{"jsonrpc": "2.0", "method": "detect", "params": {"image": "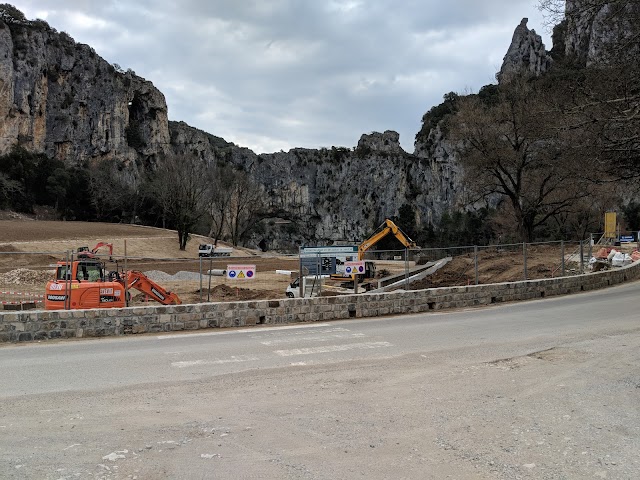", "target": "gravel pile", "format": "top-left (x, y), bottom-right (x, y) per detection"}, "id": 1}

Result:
top-left (0, 268), bottom-right (54, 285)
top-left (143, 270), bottom-right (200, 282)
